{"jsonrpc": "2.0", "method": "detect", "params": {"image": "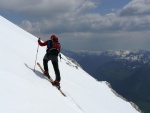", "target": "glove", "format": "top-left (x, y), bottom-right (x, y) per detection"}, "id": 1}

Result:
top-left (38, 38), bottom-right (40, 43)
top-left (59, 54), bottom-right (62, 59)
top-left (37, 38), bottom-right (41, 44)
